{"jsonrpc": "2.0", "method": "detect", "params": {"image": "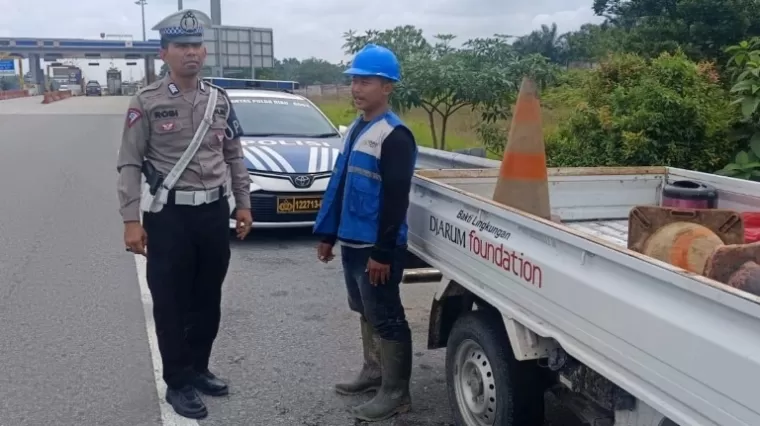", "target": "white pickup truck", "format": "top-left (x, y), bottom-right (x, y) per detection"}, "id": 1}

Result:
top-left (403, 166), bottom-right (760, 426)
